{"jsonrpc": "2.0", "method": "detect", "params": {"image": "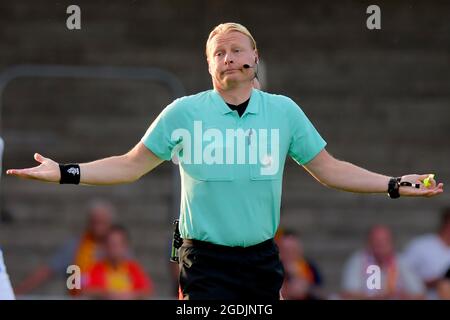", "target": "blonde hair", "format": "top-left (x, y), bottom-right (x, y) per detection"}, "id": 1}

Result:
top-left (206, 22), bottom-right (257, 59)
